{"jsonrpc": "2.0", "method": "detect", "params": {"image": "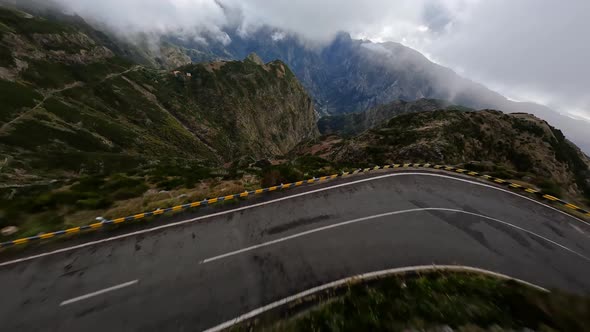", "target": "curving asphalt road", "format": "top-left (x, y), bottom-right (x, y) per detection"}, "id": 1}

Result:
top-left (1, 170), bottom-right (590, 331)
